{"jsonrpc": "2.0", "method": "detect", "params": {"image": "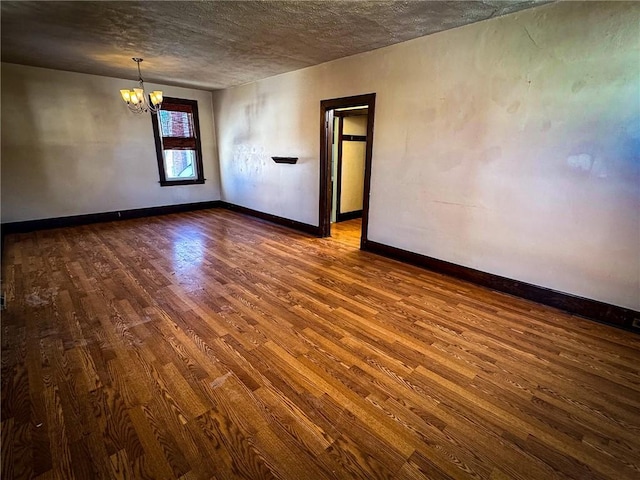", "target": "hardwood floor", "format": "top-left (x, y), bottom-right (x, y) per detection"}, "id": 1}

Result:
top-left (2, 208), bottom-right (639, 479)
top-left (331, 218), bottom-right (362, 248)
